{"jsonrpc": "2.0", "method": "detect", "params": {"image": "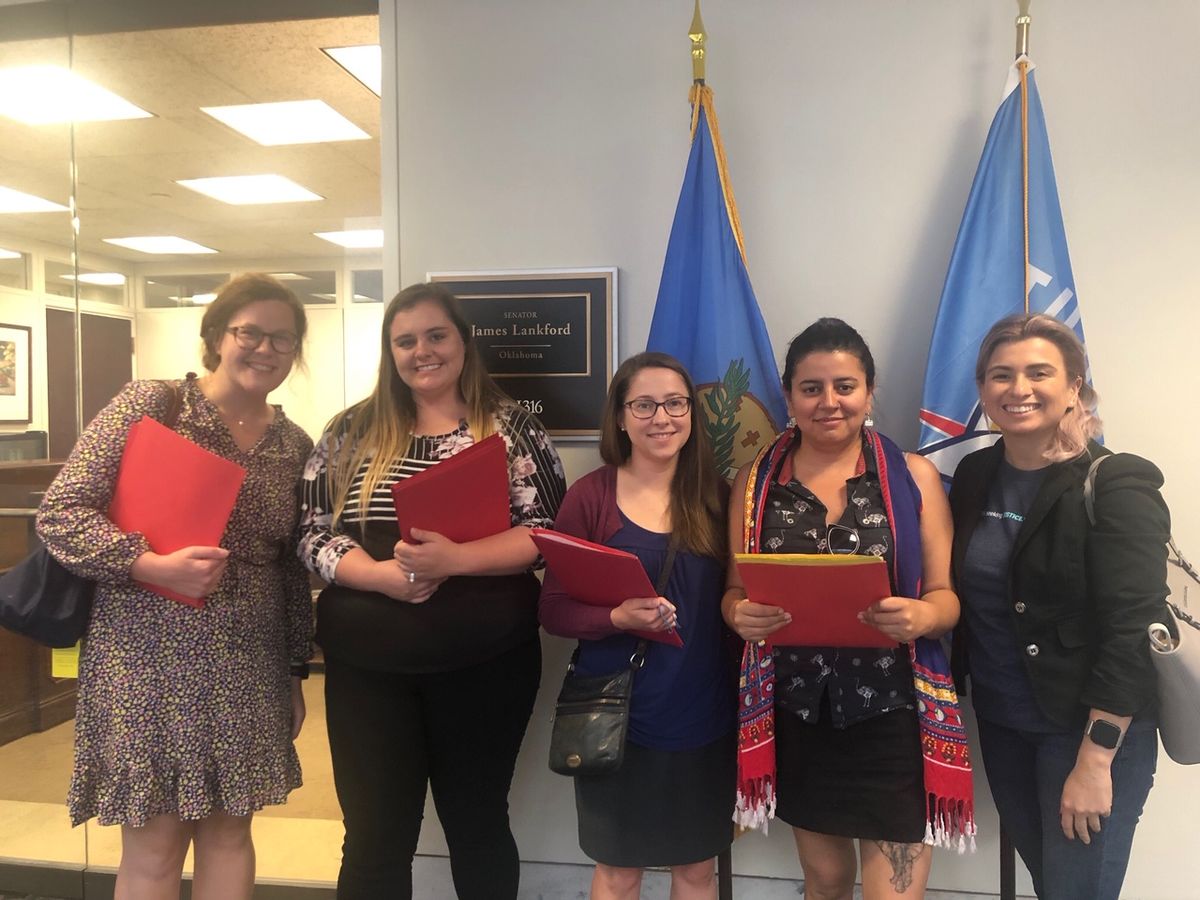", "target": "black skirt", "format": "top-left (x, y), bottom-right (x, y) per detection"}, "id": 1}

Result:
top-left (774, 695), bottom-right (927, 843)
top-left (575, 731), bottom-right (736, 868)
